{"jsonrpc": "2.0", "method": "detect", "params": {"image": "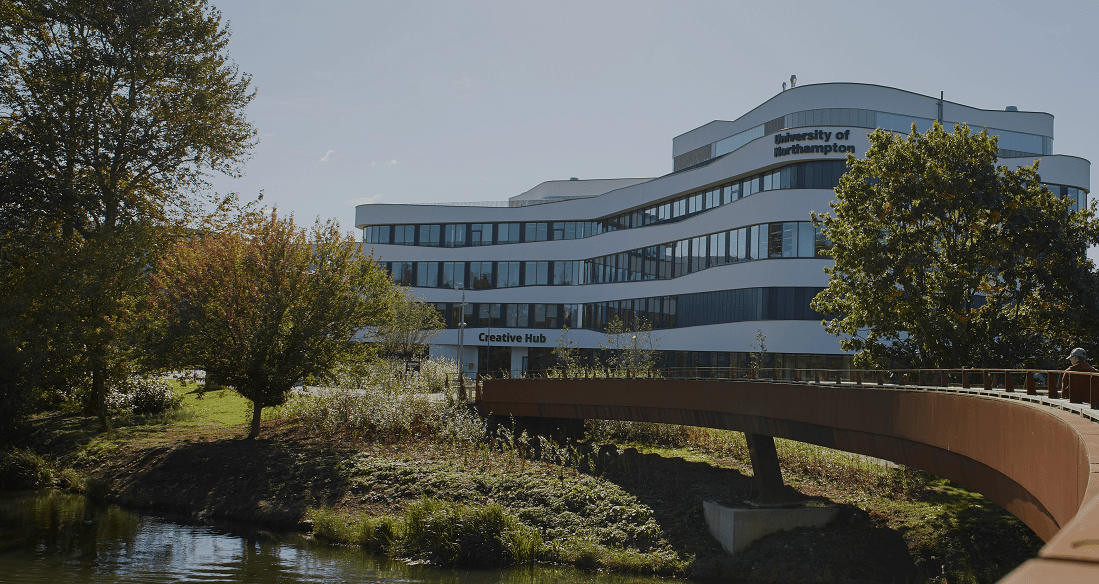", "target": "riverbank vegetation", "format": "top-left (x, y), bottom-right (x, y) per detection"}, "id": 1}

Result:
top-left (4, 356), bottom-right (1042, 583)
